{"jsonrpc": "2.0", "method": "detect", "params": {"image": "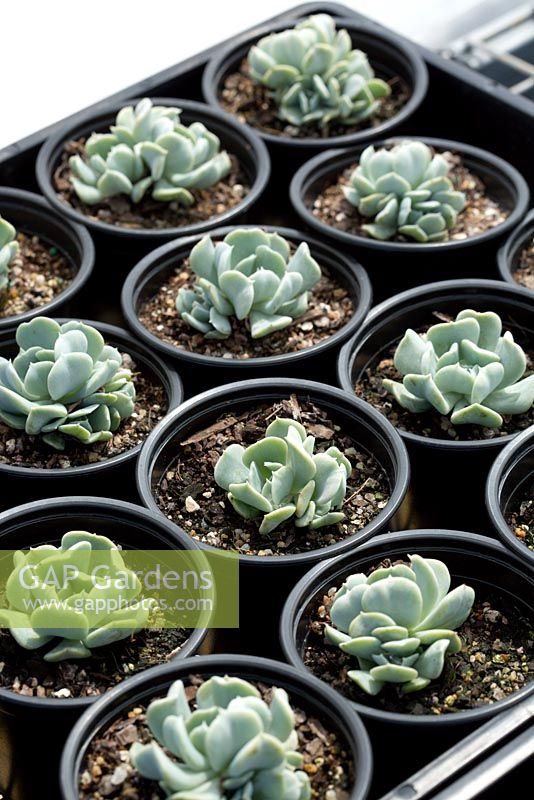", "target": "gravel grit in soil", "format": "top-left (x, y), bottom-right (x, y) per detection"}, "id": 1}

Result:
top-left (0, 354), bottom-right (167, 469)
top-left (303, 561), bottom-right (534, 715)
top-left (137, 260), bottom-right (355, 359)
top-left (505, 488), bottom-right (534, 552)
top-left (513, 237), bottom-right (534, 291)
top-left (53, 139), bottom-right (250, 230)
top-left (311, 151), bottom-right (509, 242)
top-left (79, 675), bottom-right (354, 800)
top-left (220, 58), bottom-right (410, 140)
top-left (155, 395), bottom-right (390, 557)
top-left (0, 231), bottom-right (74, 319)
top-left (0, 625), bottom-right (188, 699)
top-left (354, 312), bottom-right (534, 442)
